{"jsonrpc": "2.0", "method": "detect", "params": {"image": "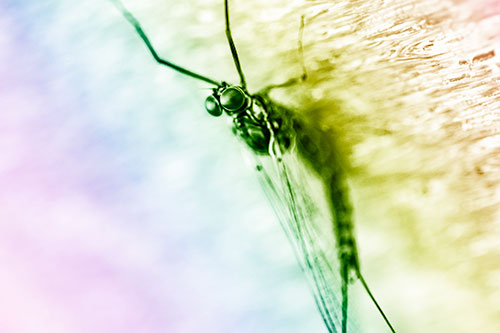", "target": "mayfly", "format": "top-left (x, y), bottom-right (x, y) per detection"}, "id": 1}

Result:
top-left (110, 0), bottom-right (397, 332)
